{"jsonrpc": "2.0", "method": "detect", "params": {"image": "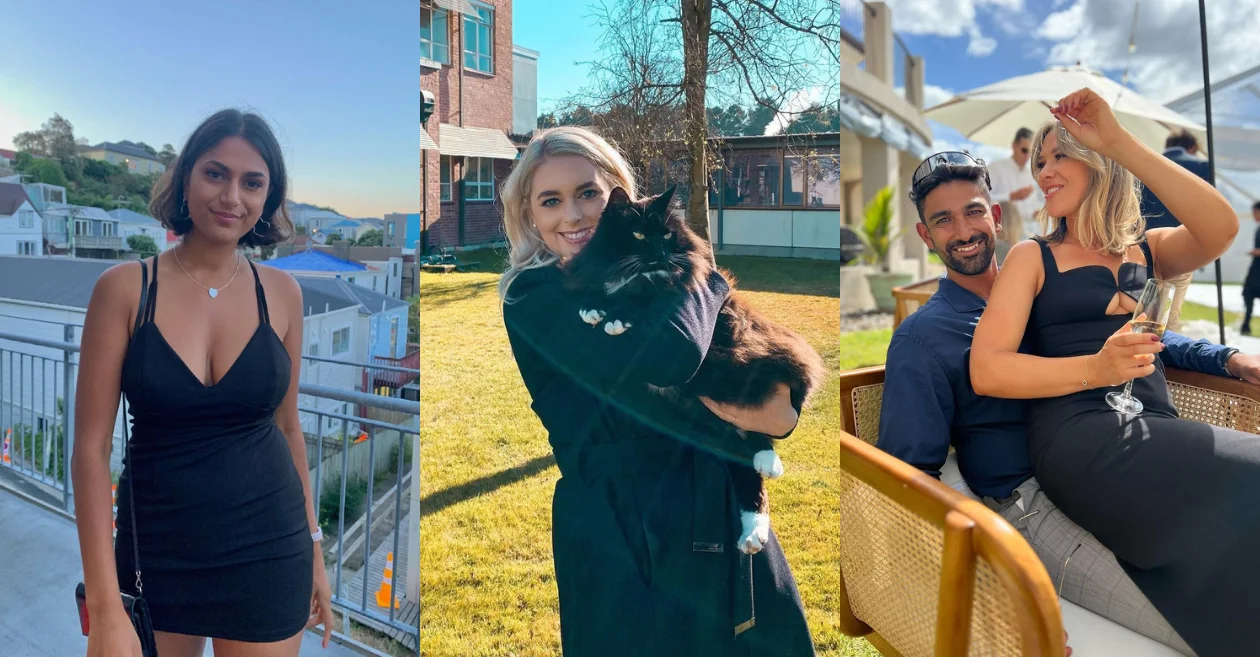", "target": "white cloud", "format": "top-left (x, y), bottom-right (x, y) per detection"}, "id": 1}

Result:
top-left (1034, 0), bottom-right (1260, 103)
top-left (880, 0), bottom-right (1026, 58)
top-left (765, 87), bottom-right (827, 136)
